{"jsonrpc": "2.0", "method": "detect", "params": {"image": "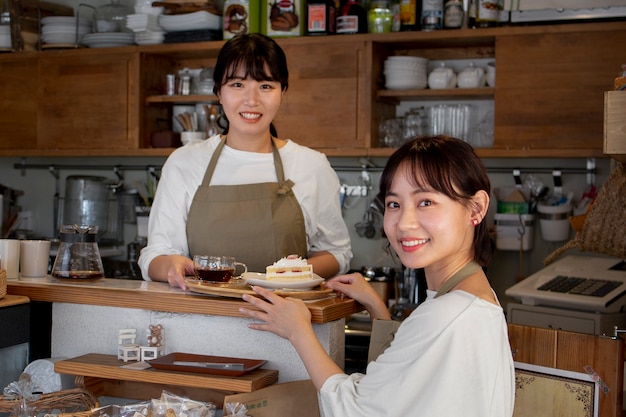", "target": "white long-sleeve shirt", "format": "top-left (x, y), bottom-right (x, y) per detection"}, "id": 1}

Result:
top-left (138, 136), bottom-right (352, 279)
top-left (318, 290), bottom-right (515, 417)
